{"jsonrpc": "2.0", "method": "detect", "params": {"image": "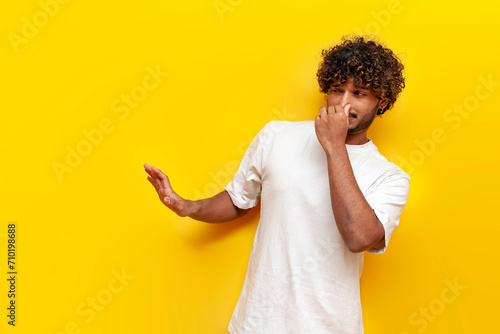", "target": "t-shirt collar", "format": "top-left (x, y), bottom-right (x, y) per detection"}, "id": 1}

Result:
top-left (345, 138), bottom-right (377, 151)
